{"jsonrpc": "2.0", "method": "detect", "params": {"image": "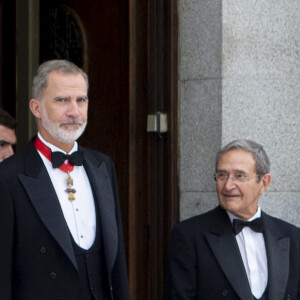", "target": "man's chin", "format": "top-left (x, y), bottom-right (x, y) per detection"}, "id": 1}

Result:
top-left (53, 130), bottom-right (84, 144)
top-left (42, 121), bottom-right (87, 144)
